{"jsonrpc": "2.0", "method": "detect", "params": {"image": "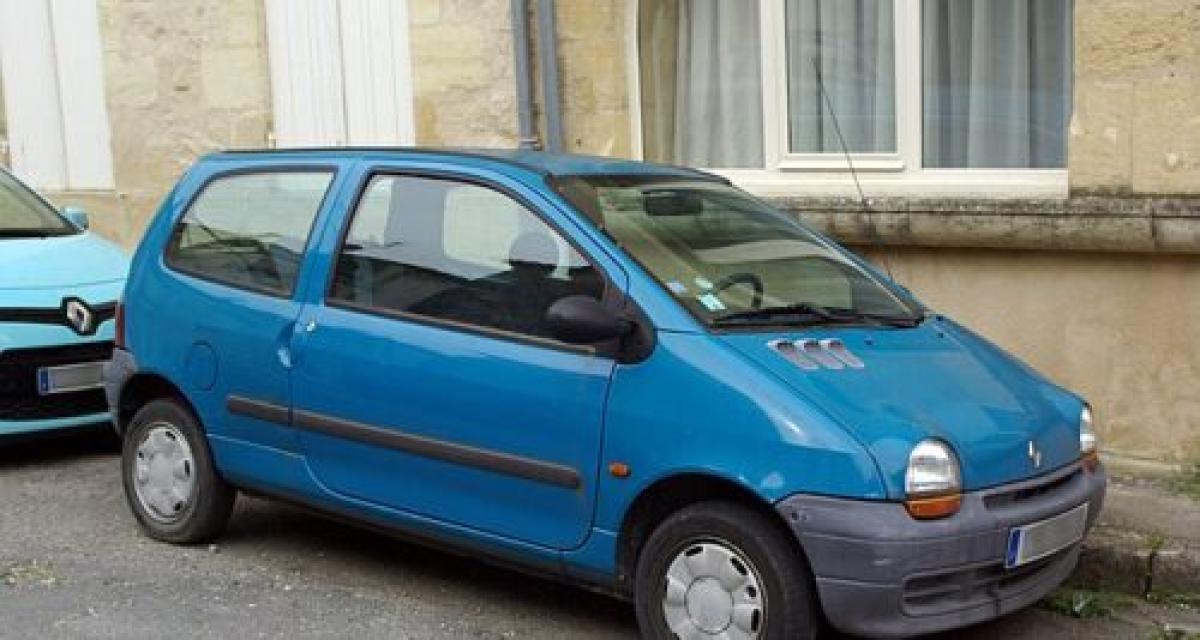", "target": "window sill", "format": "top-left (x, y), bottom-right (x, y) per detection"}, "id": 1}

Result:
top-left (760, 193), bottom-right (1200, 255)
top-left (713, 169), bottom-right (1069, 200)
